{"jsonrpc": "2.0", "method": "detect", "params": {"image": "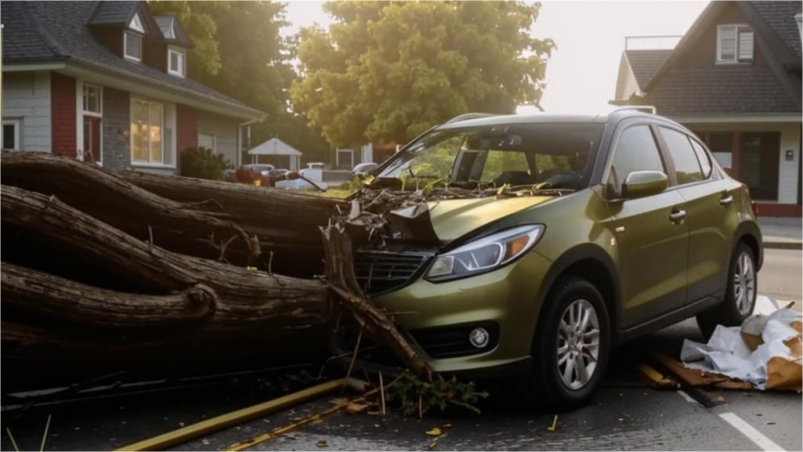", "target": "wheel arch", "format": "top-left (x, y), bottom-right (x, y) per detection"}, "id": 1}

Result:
top-left (732, 220), bottom-right (763, 271)
top-left (534, 244), bottom-right (622, 342)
